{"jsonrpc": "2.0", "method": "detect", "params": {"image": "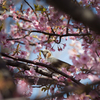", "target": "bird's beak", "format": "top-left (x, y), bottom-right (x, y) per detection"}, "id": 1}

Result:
top-left (40, 50), bottom-right (43, 53)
